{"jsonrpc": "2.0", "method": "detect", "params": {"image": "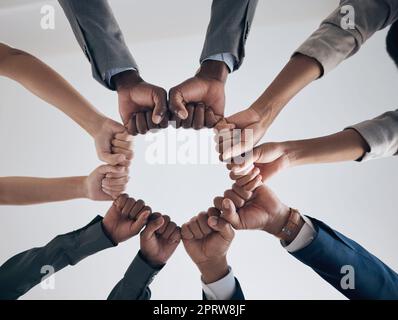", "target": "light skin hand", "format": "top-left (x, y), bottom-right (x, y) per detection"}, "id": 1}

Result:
top-left (140, 214), bottom-right (181, 266)
top-left (102, 194), bottom-right (152, 244)
top-left (215, 54), bottom-right (322, 160)
top-left (86, 165), bottom-right (129, 201)
top-left (182, 209), bottom-right (234, 284)
top-left (169, 60), bottom-right (228, 129)
top-left (113, 70), bottom-right (169, 135)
